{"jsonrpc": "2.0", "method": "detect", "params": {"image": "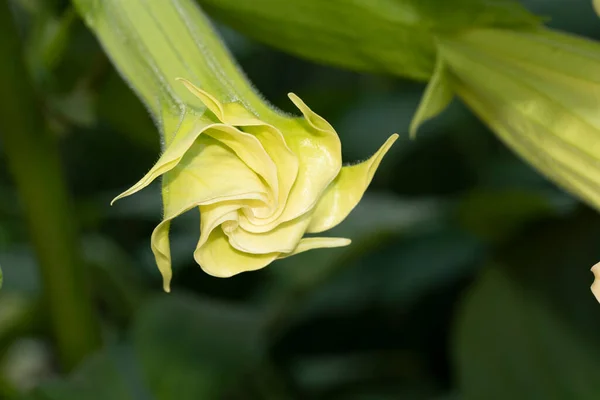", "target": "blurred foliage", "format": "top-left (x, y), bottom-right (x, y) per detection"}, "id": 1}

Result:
top-left (0, 0), bottom-right (599, 399)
